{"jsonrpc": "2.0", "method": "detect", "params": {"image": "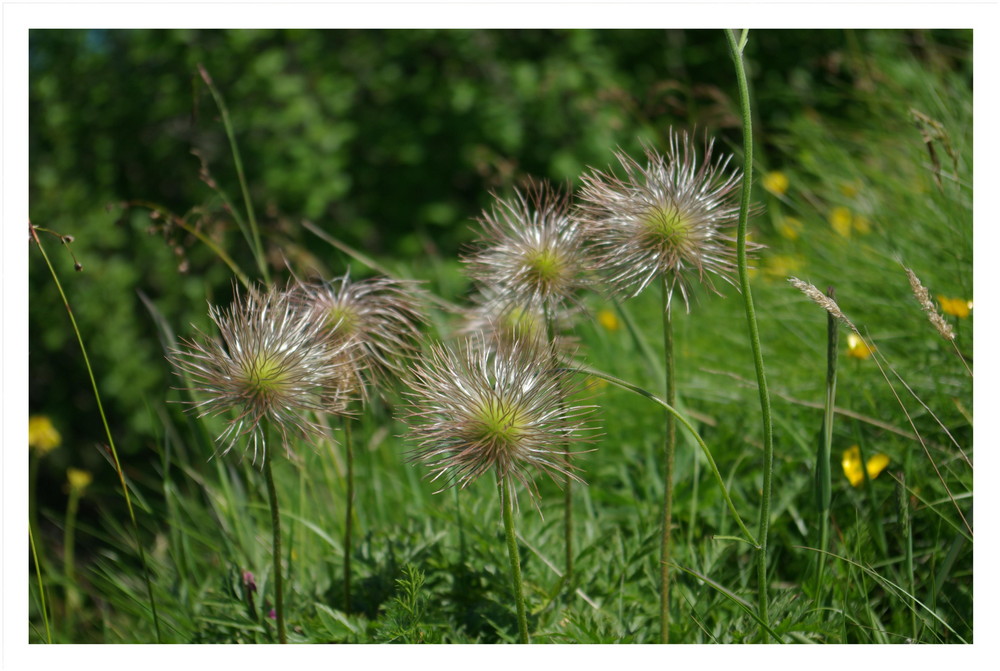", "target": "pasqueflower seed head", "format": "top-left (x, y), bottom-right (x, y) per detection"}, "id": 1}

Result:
top-left (298, 272), bottom-right (425, 392)
top-left (169, 283), bottom-right (359, 464)
top-left (578, 130), bottom-right (753, 308)
top-left (458, 288), bottom-right (575, 353)
top-left (463, 179), bottom-right (593, 313)
top-left (403, 334), bottom-right (596, 502)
